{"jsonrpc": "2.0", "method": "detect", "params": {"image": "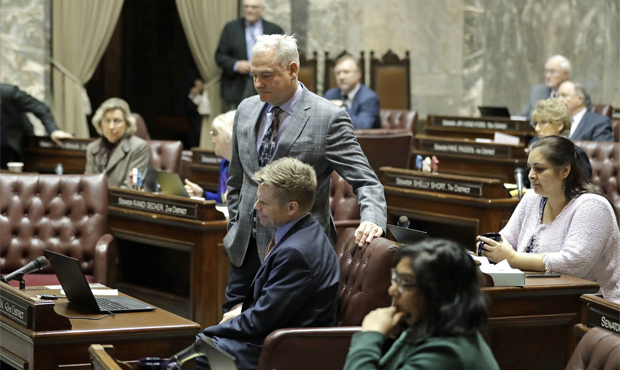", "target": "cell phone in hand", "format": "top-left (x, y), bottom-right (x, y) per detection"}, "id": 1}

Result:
top-left (525, 272), bottom-right (561, 278)
top-left (477, 232), bottom-right (501, 256)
